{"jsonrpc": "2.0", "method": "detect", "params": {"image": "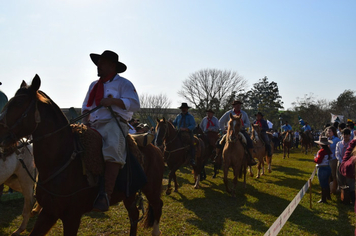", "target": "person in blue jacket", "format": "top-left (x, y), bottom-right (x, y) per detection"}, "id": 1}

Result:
top-left (173, 103), bottom-right (196, 166)
top-left (254, 112), bottom-right (272, 157)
